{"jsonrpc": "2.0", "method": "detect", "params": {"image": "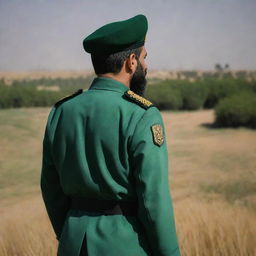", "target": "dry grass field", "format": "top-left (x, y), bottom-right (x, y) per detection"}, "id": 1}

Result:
top-left (0, 108), bottom-right (256, 255)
